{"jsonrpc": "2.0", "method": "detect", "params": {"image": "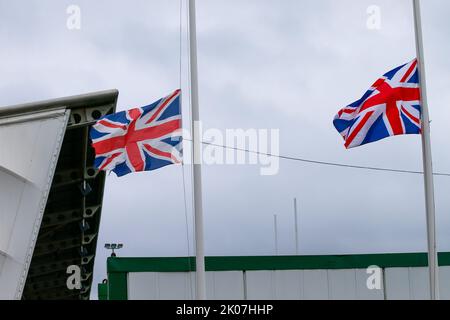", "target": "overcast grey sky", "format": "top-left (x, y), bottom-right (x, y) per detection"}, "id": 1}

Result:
top-left (1, 0), bottom-right (450, 299)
